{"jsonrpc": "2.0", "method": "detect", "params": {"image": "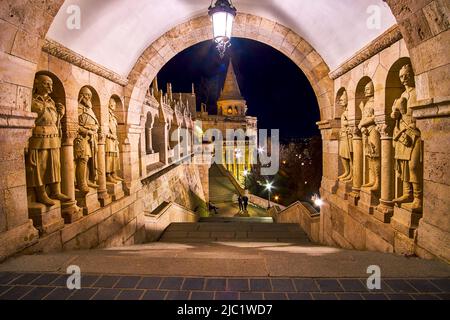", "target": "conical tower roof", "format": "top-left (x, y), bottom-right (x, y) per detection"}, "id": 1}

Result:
top-left (218, 60), bottom-right (244, 101)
